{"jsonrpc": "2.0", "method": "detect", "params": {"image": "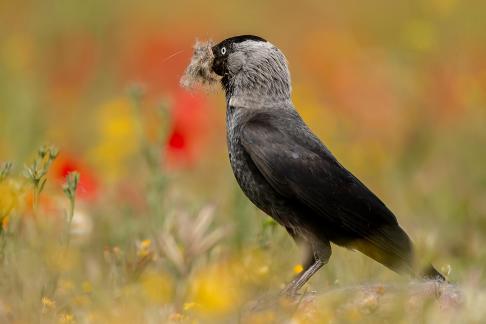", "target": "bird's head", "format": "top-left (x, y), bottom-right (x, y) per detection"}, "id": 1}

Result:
top-left (211, 35), bottom-right (291, 99)
top-left (181, 35), bottom-right (291, 103)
